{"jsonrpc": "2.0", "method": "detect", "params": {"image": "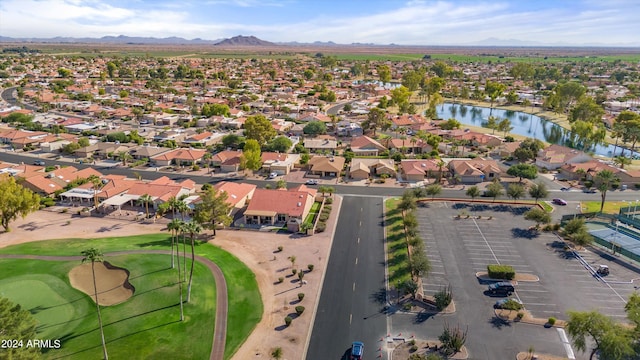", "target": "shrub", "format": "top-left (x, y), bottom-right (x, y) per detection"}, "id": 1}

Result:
top-left (409, 339), bottom-right (416, 346)
top-left (517, 312), bottom-right (524, 320)
top-left (307, 264), bottom-right (314, 272)
top-left (277, 245), bottom-right (283, 252)
top-left (635, 183), bottom-right (640, 189)
top-left (325, 197), bottom-right (333, 204)
top-left (434, 285), bottom-right (453, 311)
top-left (278, 277), bottom-right (284, 283)
top-left (295, 306), bottom-right (305, 315)
top-left (319, 213), bottom-right (329, 222)
top-left (192, 164), bottom-right (200, 171)
top-left (410, 345), bottom-right (418, 352)
top-left (323, 205), bottom-right (332, 211)
top-left (502, 299), bottom-right (524, 311)
top-left (297, 293), bottom-right (305, 301)
top-left (291, 268), bottom-right (297, 275)
top-left (316, 222), bottom-right (326, 232)
top-left (548, 317), bottom-right (556, 326)
top-left (487, 264), bottom-right (515, 280)
top-left (284, 316), bottom-right (292, 326)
